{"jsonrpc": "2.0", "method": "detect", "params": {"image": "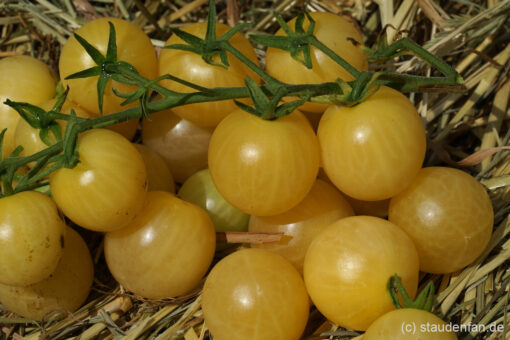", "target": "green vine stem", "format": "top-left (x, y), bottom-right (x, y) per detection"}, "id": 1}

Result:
top-left (0, 0), bottom-right (465, 197)
top-left (388, 274), bottom-right (436, 311)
